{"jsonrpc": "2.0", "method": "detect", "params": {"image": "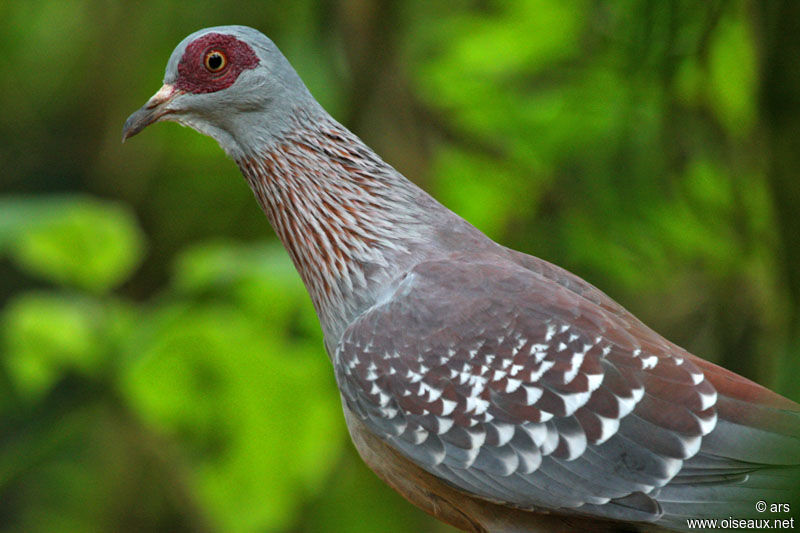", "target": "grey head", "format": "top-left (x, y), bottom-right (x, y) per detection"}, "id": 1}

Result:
top-left (122, 26), bottom-right (323, 159)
